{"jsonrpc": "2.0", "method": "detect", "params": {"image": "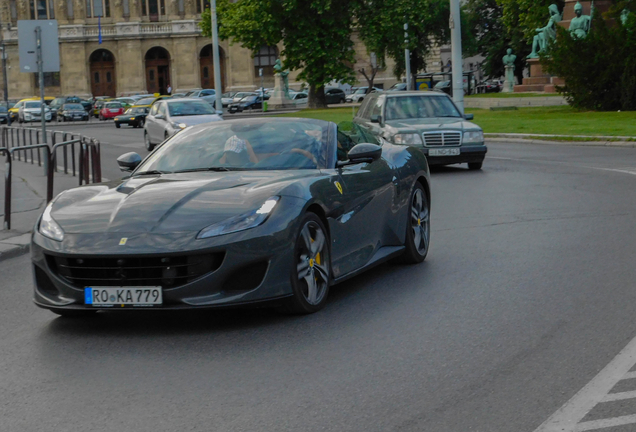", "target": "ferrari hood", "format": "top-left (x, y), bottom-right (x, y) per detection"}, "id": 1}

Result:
top-left (50, 171), bottom-right (318, 234)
